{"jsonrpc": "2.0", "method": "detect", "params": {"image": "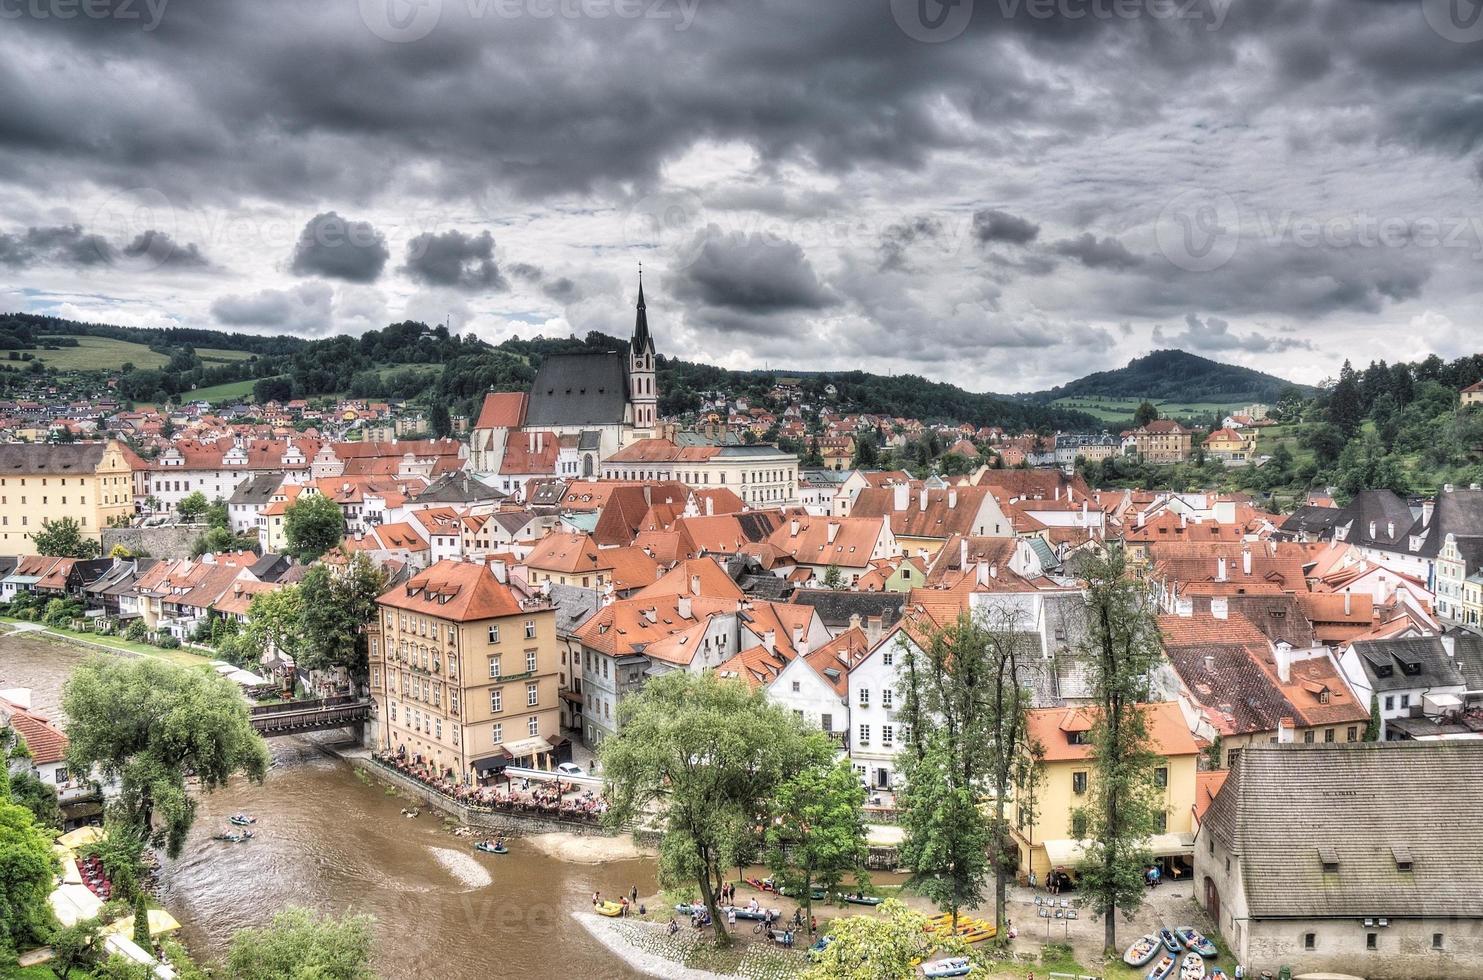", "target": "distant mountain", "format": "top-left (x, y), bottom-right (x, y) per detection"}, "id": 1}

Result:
top-left (1021, 350), bottom-right (1316, 405)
